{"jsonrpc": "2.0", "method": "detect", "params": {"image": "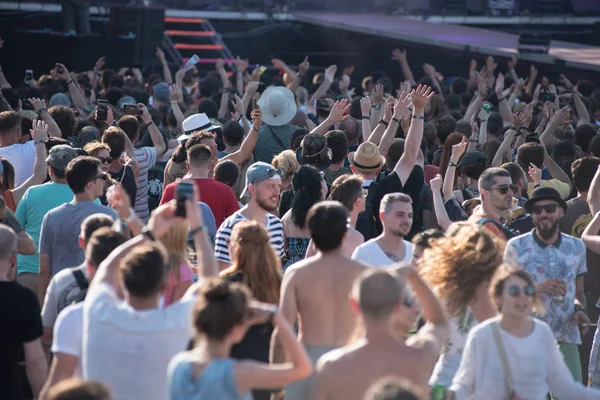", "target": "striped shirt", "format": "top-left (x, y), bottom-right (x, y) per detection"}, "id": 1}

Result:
top-left (133, 147), bottom-right (157, 222)
top-left (214, 210), bottom-right (284, 264)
